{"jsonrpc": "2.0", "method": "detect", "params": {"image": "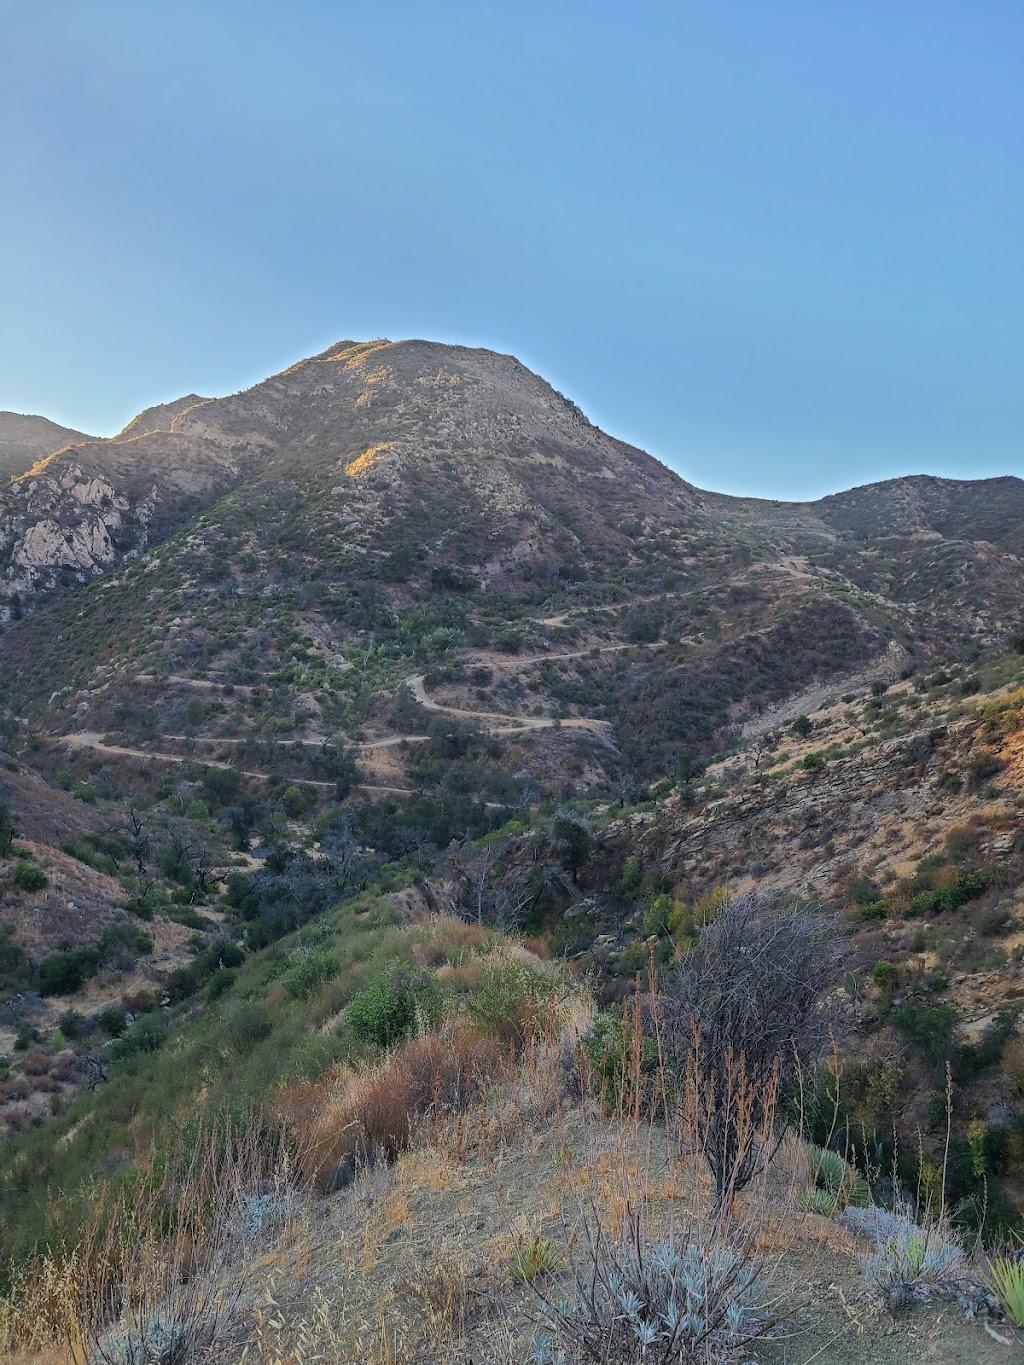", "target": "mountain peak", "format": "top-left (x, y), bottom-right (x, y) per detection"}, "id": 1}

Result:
top-left (0, 411), bottom-right (95, 479)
